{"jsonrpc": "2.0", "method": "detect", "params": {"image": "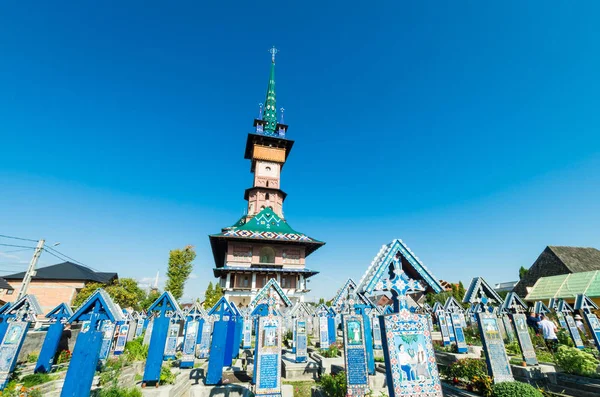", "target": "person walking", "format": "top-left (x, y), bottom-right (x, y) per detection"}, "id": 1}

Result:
top-left (538, 314), bottom-right (558, 352)
top-left (574, 314), bottom-right (587, 336)
top-left (54, 323), bottom-right (72, 364)
top-left (526, 311), bottom-right (541, 335)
